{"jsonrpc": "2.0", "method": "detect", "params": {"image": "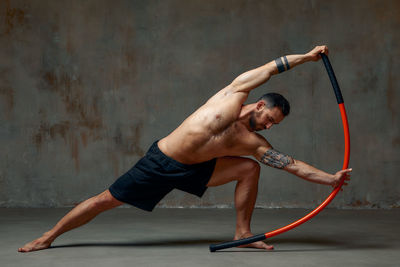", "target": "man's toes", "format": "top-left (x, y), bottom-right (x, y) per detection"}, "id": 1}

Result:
top-left (18, 242), bottom-right (38, 253)
top-left (18, 247), bottom-right (28, 253)
top-left (265, 244), bottom-right (274, 250)
top-left (259, 242), bottom-right (273, 250)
